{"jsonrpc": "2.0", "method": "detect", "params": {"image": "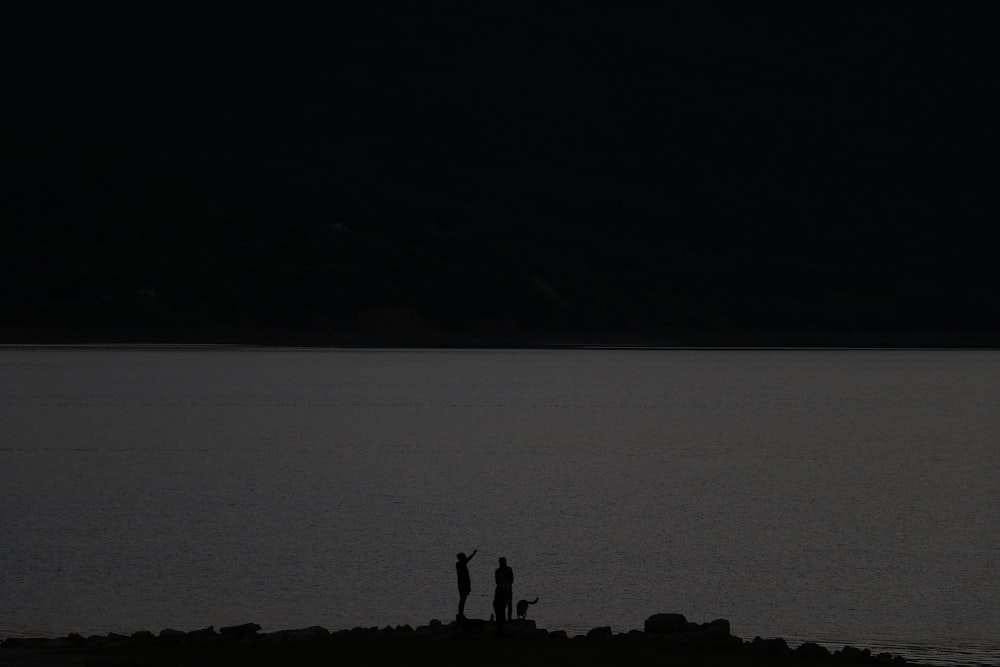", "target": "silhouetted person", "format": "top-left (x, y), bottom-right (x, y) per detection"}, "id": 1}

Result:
top-left (494, 557), bottom-right (514, 623)
top-left (455, 549), bottom-right (477, 618)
